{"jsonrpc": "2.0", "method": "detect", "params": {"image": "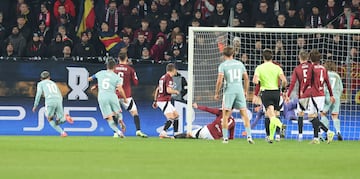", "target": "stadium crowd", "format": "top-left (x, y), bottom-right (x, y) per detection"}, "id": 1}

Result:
top-left (0, 0), bottom-right (360, 63)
